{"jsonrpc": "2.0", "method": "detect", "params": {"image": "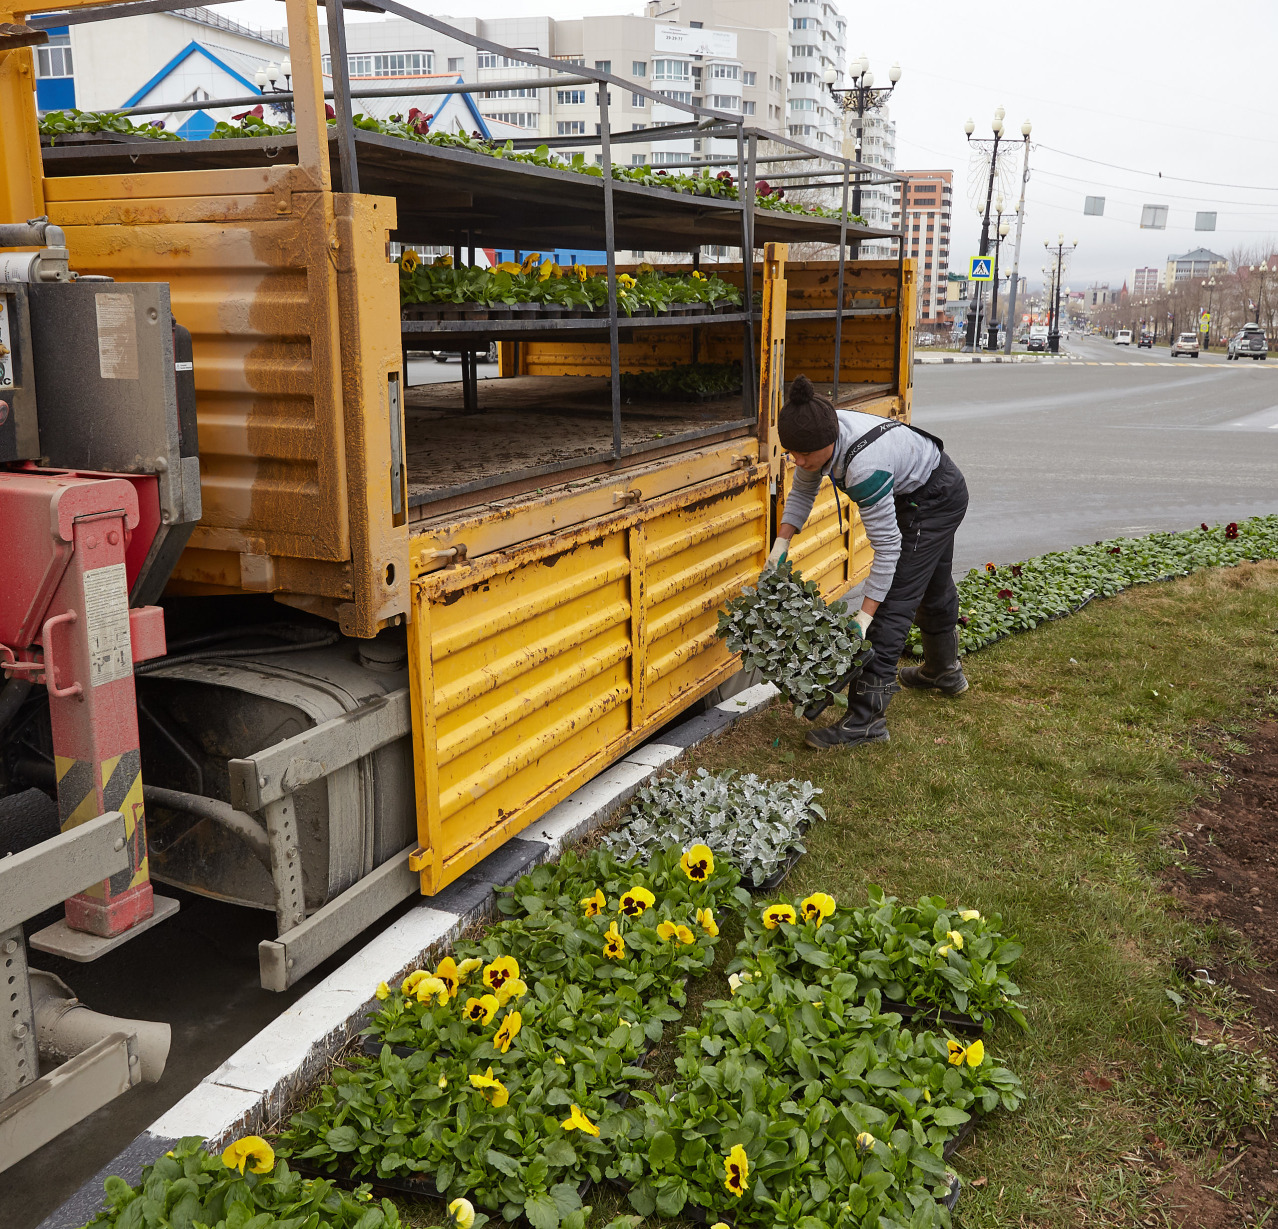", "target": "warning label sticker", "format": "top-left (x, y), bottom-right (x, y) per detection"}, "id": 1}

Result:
top-left (95, 293), bottom-right (139, 381)
top-left (83, 563), bottom-right (133, 687)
